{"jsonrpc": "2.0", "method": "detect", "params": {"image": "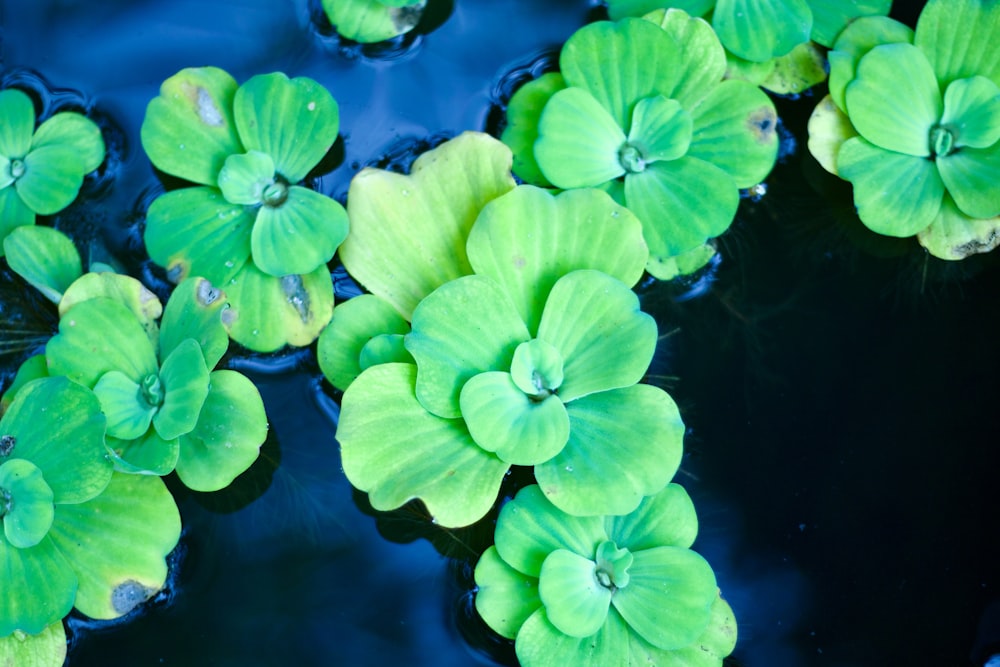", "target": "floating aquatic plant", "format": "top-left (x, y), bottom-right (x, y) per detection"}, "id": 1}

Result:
top-left (141, 67), bottom-right (346, 351)
top-left (501, 12), bottom-right (778, 279)
top-left (474, 483), bottom-right (736, 666)
top-left (0, 88), bottom-right (105, 252)
top-left (807, 0), bottom-right (1000, 259)
top-left (0, 377), bottom-right (181, 664)
top-left (322, 0), bottom-right (427, 43)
